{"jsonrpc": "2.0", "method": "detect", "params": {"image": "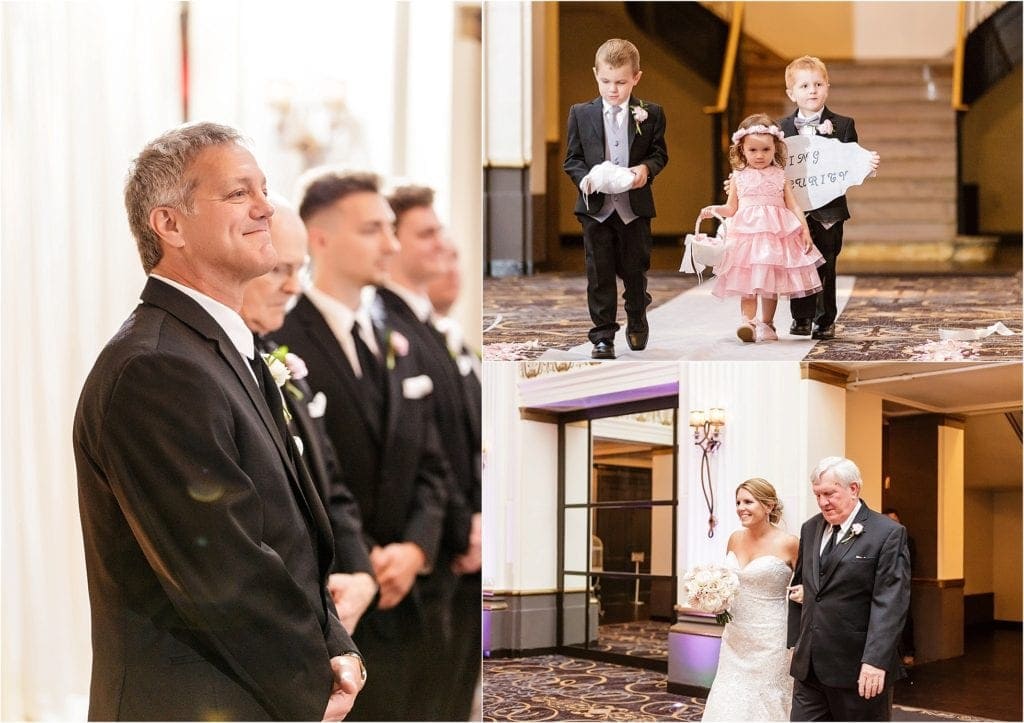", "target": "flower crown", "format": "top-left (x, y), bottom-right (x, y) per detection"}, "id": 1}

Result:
top-left (731, 124), bottom-right (785, 144)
